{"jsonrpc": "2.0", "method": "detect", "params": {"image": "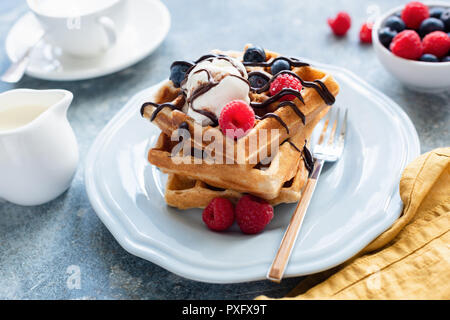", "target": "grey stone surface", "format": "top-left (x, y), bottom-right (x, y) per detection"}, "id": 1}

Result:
top-left (0, 0), bottom-right (448, 300)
